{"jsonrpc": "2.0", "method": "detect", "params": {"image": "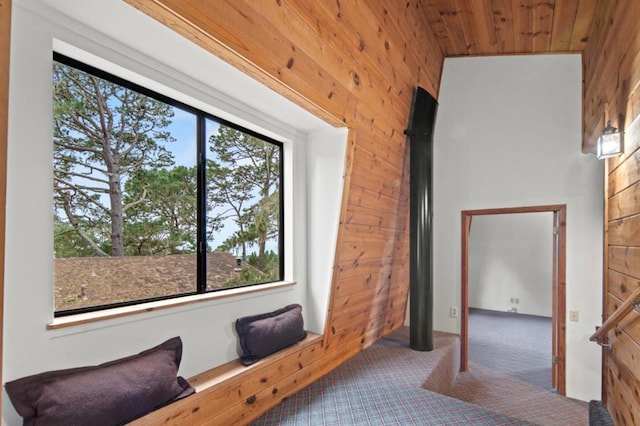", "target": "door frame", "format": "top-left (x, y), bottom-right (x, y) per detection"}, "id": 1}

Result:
top-left (460, 204), bottom-right (566, 395)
